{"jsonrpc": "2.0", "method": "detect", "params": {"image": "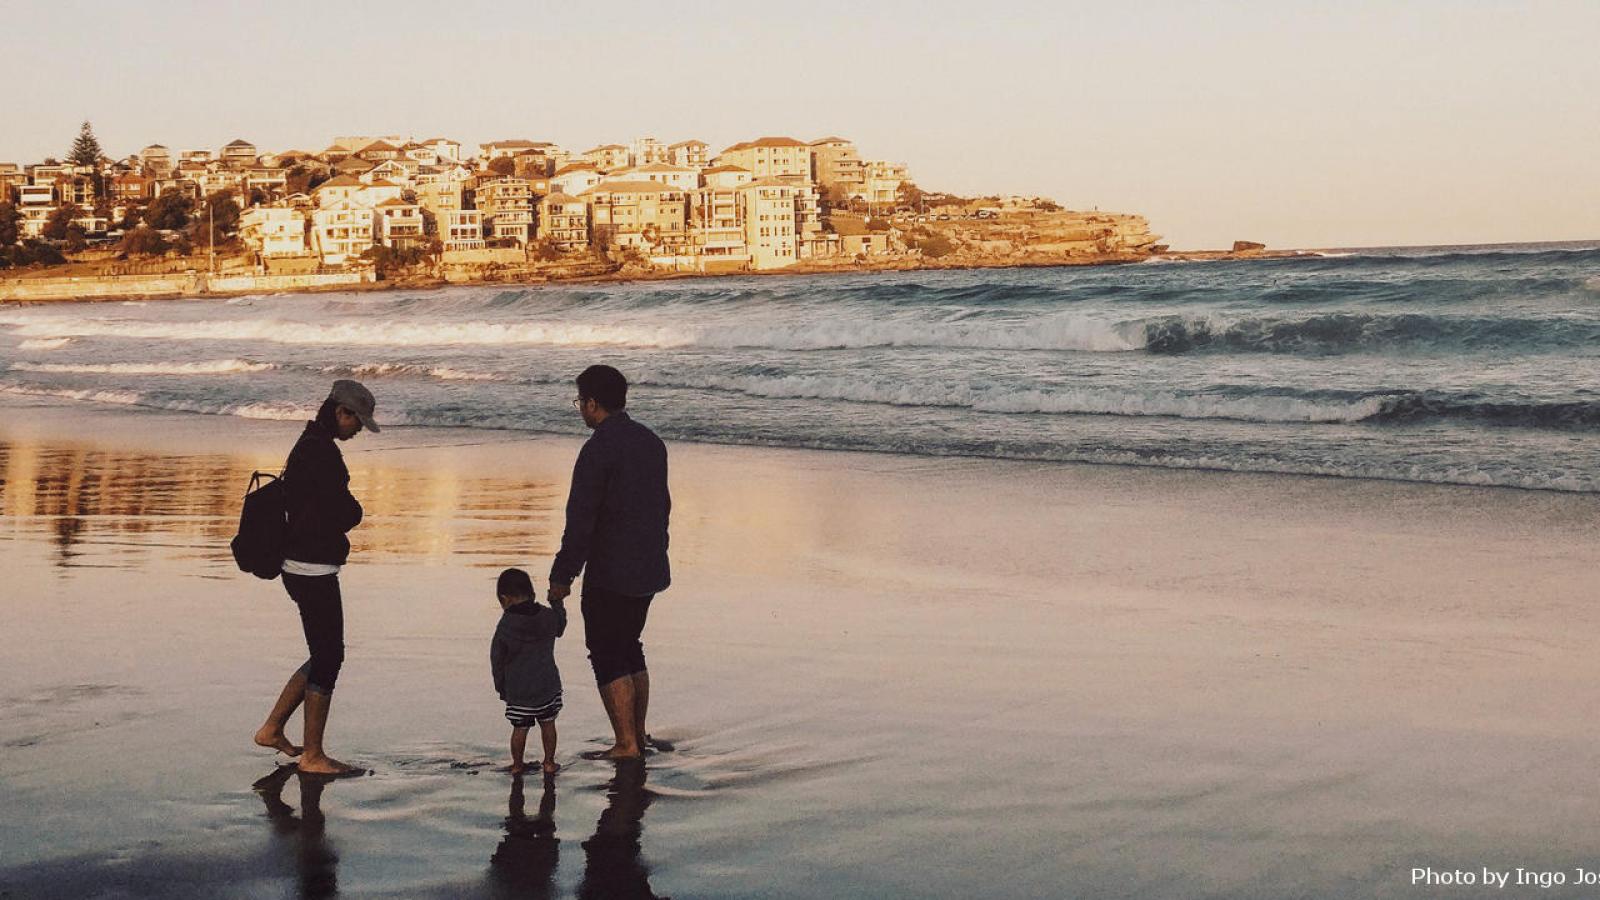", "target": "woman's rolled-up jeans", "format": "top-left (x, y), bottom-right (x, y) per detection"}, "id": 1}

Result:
top-left (282, 572), bottom-right (345, 695)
